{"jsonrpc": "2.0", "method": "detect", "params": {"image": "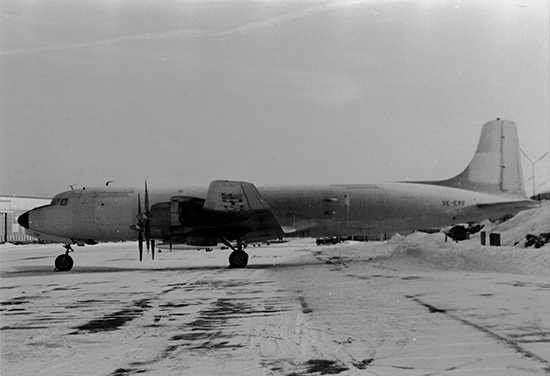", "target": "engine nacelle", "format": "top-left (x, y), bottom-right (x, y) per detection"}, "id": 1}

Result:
top-left (150, 202), bottom-right (172, 232)
top-left (150, 196), bottom-right (210, 239)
